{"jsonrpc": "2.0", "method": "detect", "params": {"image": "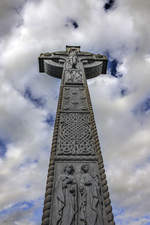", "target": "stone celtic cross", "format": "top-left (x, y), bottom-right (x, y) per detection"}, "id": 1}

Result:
top-left (38, 46), bottom-right (115, 225)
